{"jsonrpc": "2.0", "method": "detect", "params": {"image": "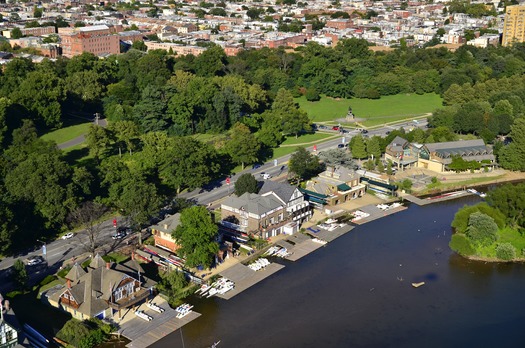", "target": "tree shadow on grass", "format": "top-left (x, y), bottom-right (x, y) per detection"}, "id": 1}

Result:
top-left (63, 147), bottom-right (90, 165)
